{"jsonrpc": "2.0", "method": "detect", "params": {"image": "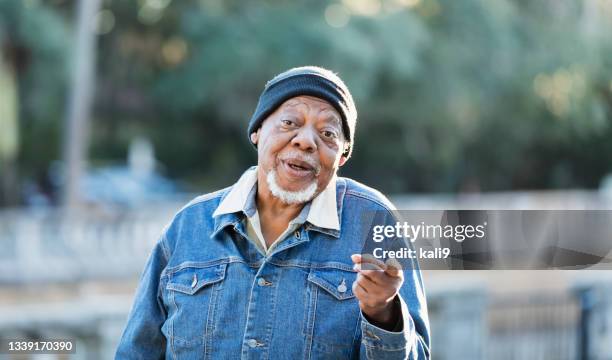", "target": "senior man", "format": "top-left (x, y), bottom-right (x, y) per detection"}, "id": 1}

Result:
top-left (116, 66), bottom-right (430, 359)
